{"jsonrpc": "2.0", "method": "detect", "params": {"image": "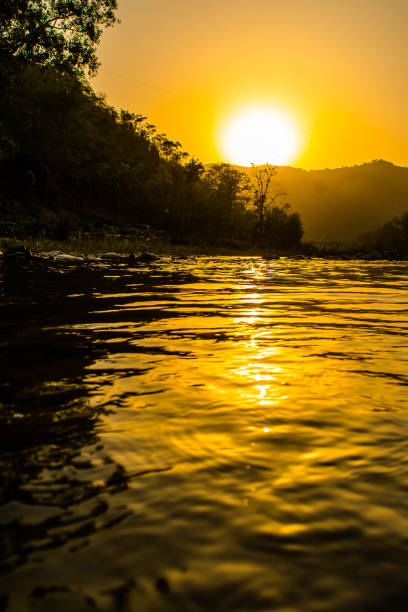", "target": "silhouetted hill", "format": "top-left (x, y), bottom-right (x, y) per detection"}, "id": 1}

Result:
top-left (235, 160), bottom-right (408, 242)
